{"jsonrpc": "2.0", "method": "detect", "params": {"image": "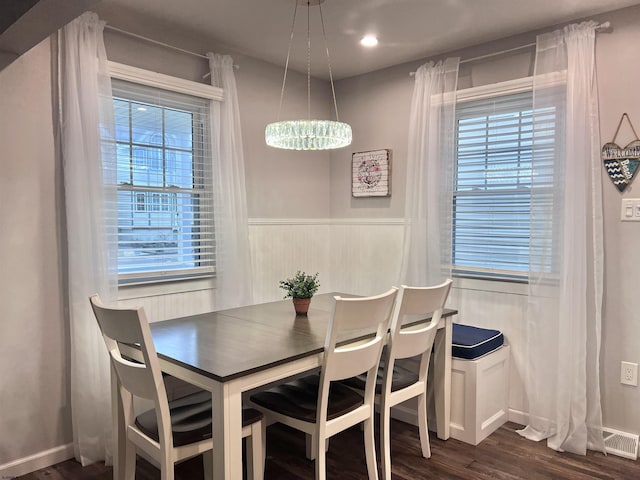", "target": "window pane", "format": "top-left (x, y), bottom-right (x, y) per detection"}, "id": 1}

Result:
top-left (453, 90), bottom-right (540, 280)
top-left (110, 78), bottom-right (214, 282)
top-left (116, 144), bottom-right (131, 185)
top-left (132, 146), bottom-right (163, 187)
top-left (131, 103), bottom-right (163, 146)
top-left (114, 99), bottom-right (130, 143)
top-left (164, 109), bottom-right (193, 149)
top-left (166, 150), bottom-right (194, 188)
